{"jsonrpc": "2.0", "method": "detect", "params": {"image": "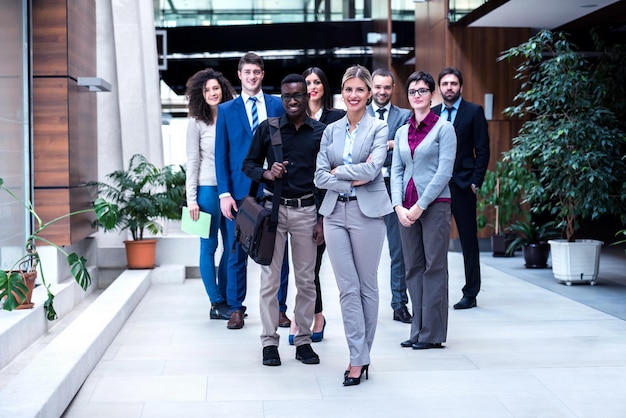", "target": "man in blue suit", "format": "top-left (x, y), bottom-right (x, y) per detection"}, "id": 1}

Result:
top-left (368, 68), bottom-right (412, 323)
top-left (215, 52), bottom-right (287, 329)
top-left (433, 67), bottom-right (490, 310)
